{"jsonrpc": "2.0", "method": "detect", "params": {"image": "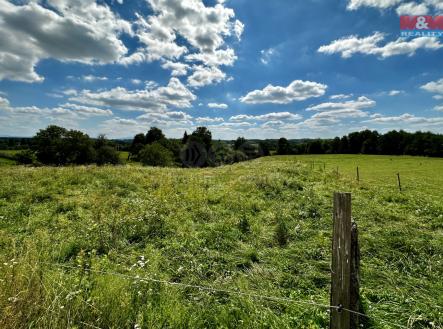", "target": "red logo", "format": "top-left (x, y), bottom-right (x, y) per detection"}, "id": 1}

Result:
top-left (400, 16), bottom-right (443, 30)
